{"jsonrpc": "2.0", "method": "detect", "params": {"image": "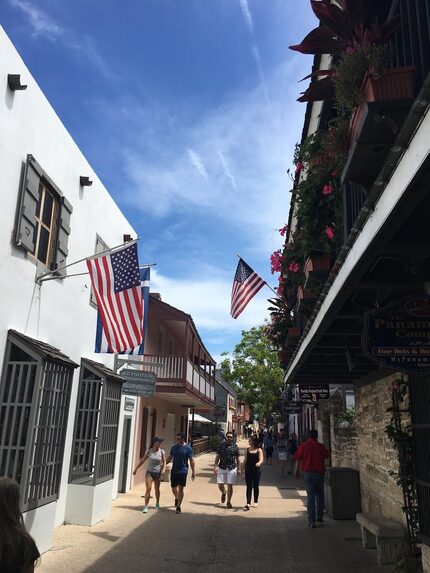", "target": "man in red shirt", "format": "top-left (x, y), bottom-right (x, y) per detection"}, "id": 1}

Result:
top-left (293, 429), bottom-right (329, 528)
